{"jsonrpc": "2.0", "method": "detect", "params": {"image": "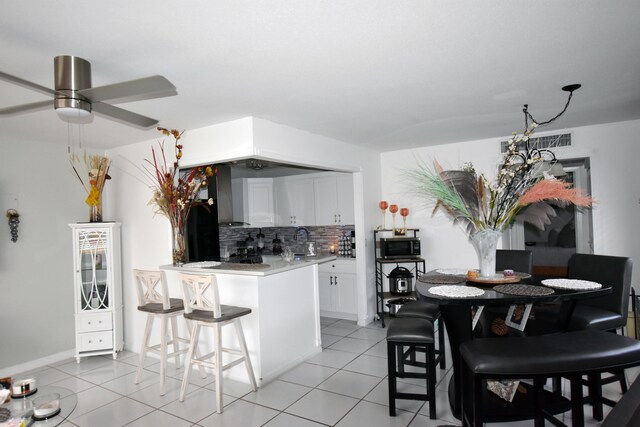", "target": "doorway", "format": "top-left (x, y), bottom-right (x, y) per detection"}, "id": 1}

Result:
top-left (504, 158), bottom-right (594, 277)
